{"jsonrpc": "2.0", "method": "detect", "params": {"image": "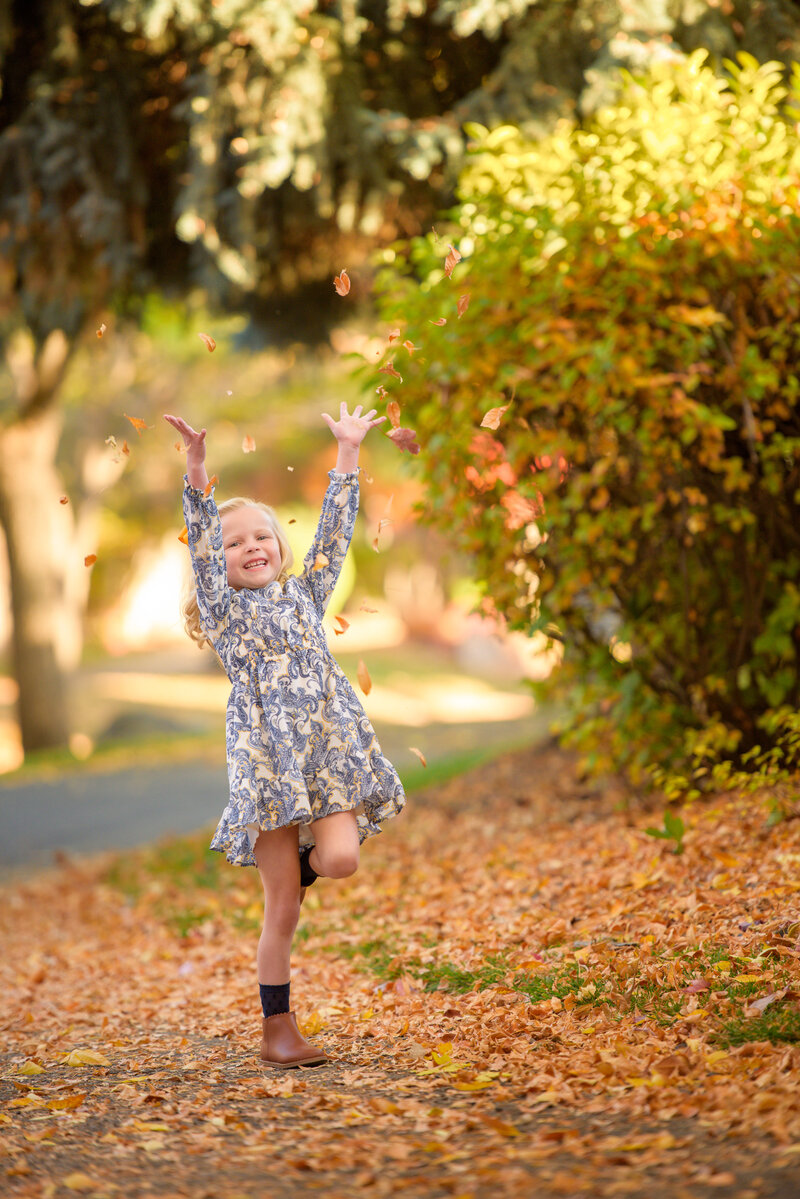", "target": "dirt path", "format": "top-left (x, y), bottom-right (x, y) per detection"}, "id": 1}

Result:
top-left (2, 743), bottom-right (799, 1198)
